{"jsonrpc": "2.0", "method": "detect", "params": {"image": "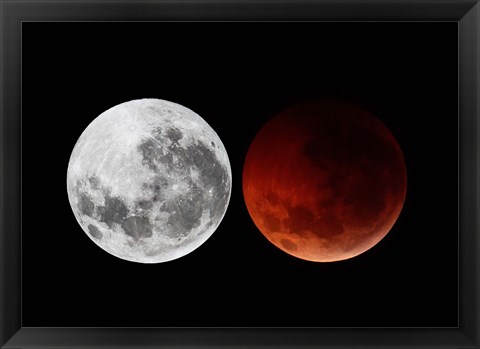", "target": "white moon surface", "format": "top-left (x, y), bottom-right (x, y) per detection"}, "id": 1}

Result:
top-left (67, 99), bottom-right (232, 263)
